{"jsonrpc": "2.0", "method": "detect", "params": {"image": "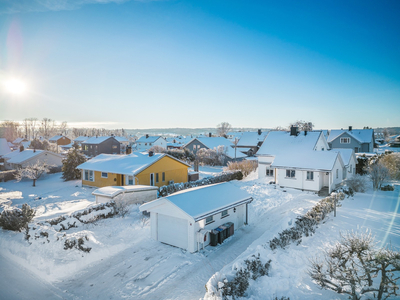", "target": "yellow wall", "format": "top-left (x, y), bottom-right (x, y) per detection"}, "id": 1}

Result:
top-left (82, 171), bottom-right (121, 188)
top-left (136, 156), bottom-right (188, 187)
